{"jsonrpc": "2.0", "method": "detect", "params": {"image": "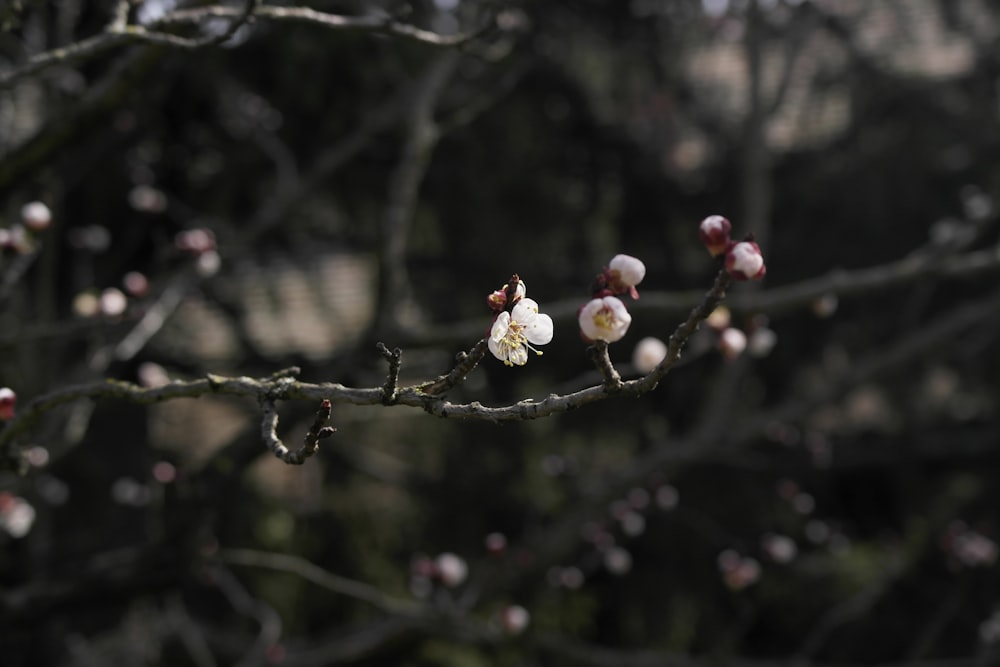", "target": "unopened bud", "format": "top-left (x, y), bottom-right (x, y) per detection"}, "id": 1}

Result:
top-left (0, 387), bottom-right (16, 421)
top-left (698, 215), bottom-right (732, 257)
top-left (725, 241), bottom-right (766, 281)
top-left (608, 254), bottom-right (646, 289)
